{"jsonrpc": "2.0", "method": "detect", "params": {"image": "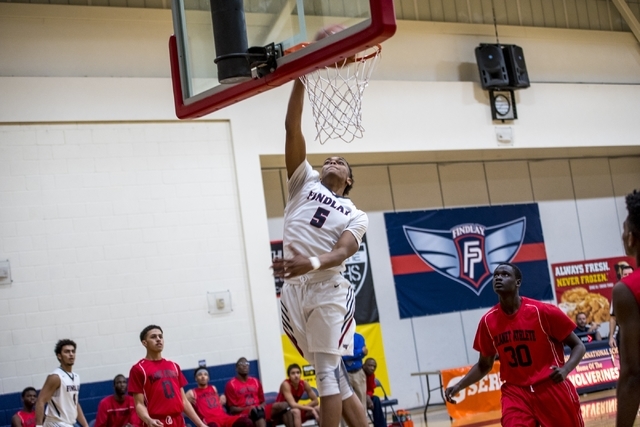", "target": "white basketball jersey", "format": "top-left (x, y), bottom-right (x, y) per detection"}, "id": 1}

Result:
top-left (283, 161), bottom-right (368, 282)
top-left (44, 368), bottom-right (80, 426)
